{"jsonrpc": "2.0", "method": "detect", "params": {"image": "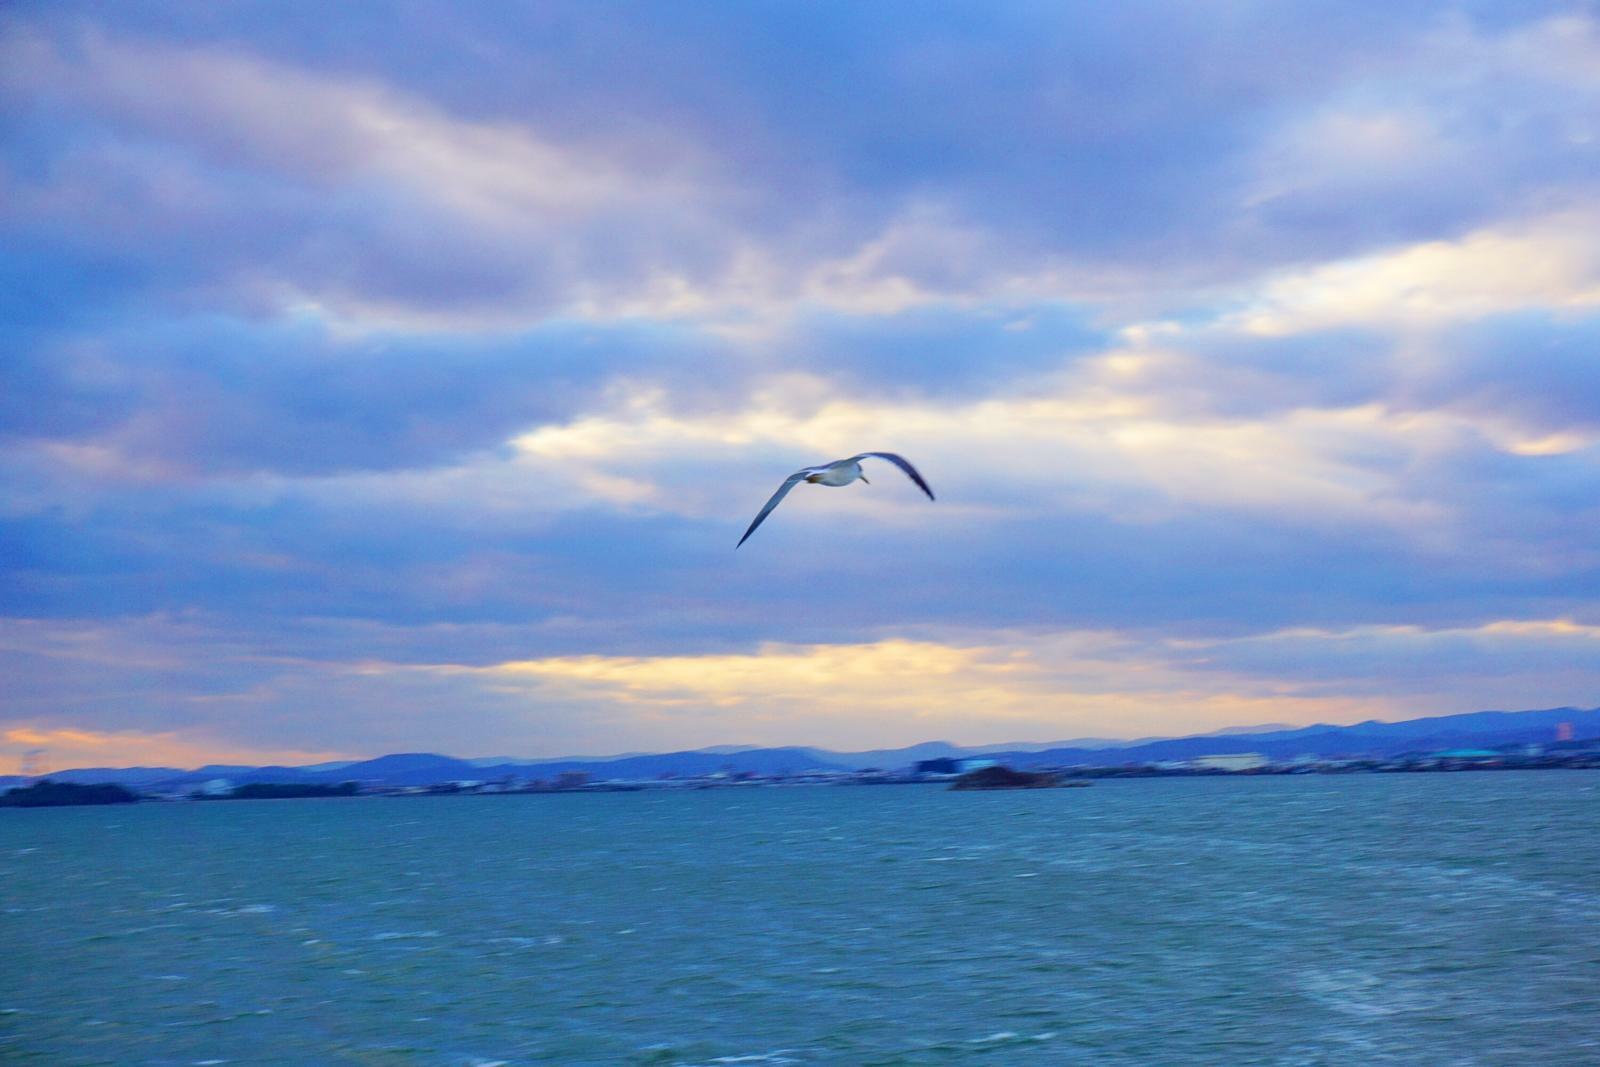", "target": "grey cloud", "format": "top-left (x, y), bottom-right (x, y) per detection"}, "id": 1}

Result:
top-left (11, 5), bottom-right (1600, 331)
top-left (1416, 312), bottom-right (1600, 433)
top-left (1, 315), bottom-right (742, 476)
